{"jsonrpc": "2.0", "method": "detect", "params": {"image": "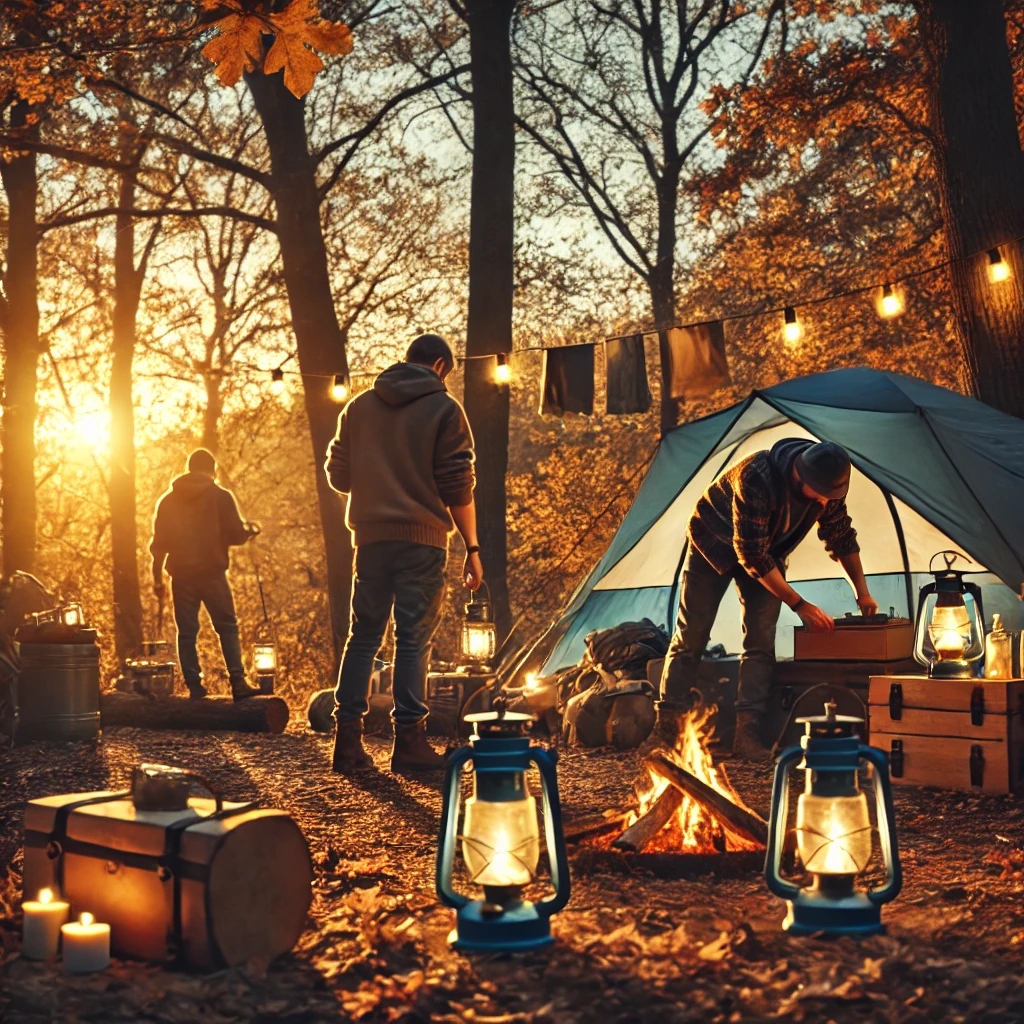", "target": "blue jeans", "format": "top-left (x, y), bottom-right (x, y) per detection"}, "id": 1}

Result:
top-left (170, 572), bottom-right (245, 685)
top-left (335, 541), bottom-right (446, 725)
top-left (660, 545), bottom-right (782, 715)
